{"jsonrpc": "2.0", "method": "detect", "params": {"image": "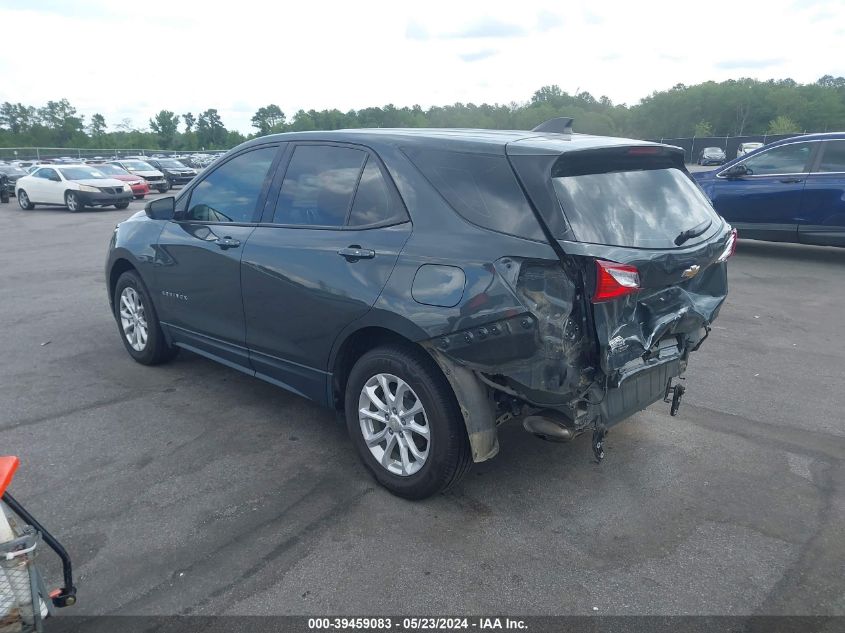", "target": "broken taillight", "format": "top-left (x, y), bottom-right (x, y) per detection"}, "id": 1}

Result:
top-left (716, 228), bottom-right (738, 263)
top-left (592, 260), bottom-right (640, 303)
